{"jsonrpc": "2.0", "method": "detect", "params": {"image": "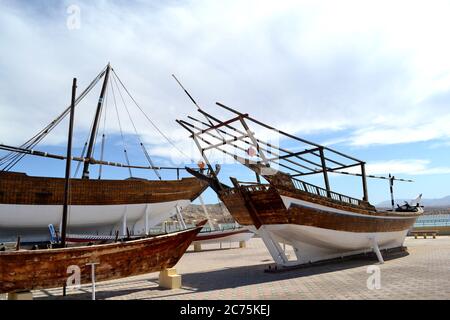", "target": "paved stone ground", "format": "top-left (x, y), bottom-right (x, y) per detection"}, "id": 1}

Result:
top-left (31, 236), bottom-right (450, 300)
